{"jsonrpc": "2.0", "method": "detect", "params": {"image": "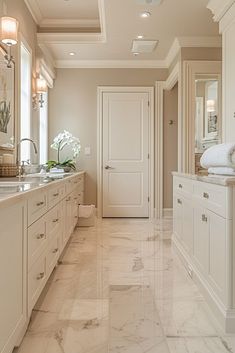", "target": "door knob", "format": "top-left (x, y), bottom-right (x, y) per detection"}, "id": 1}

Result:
top-left (105, 165), bottom-right (115, 170)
